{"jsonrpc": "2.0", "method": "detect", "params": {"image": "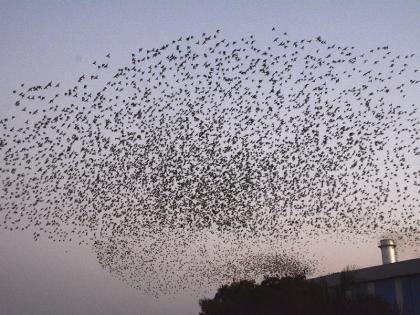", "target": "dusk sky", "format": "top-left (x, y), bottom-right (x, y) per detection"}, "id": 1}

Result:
top-left (1, 1), bottom-right (420, 315)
